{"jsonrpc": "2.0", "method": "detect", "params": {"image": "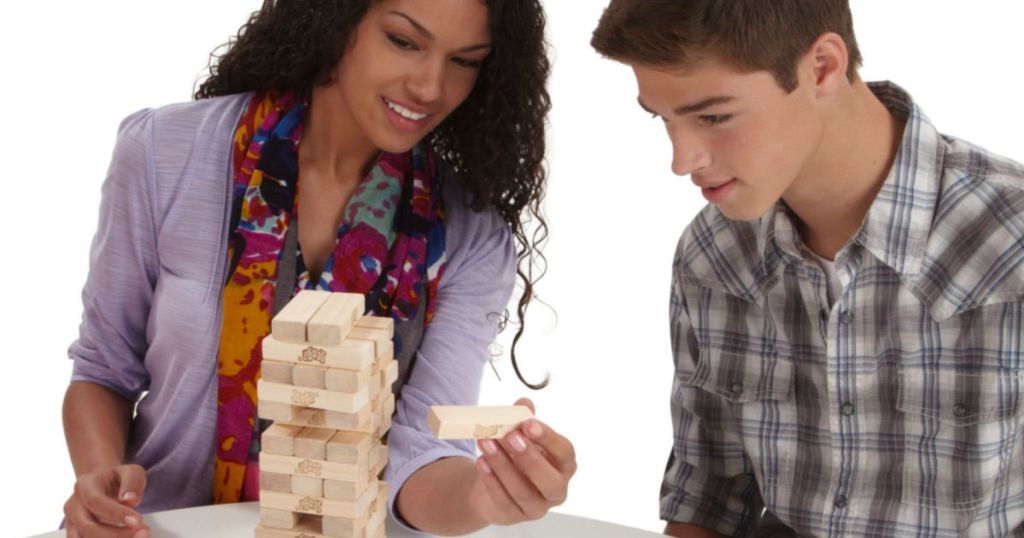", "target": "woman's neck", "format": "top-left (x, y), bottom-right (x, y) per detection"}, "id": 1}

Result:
top-left (300, 84), bottom-right (380, 184)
